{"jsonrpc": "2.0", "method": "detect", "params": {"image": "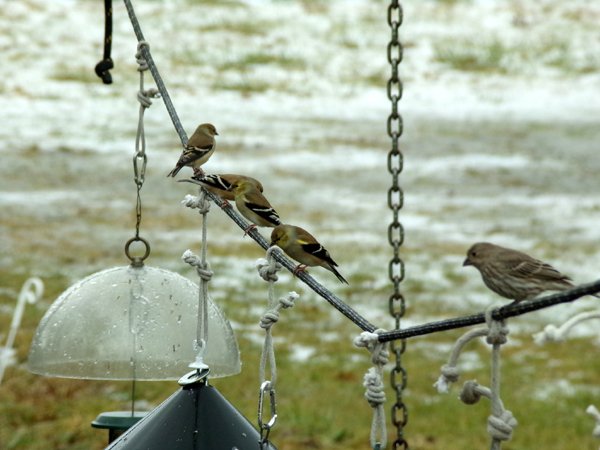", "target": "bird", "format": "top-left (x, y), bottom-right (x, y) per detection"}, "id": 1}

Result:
top-left (167, 123), bottom-right (218, 177)
top-left (179, 173), bottom-right (264, 202)
top-left (270, 224), bottom-right (349, 284)
top-left (229, 178), bottom-right (281, 233)
top-left (463, 242), bottom-right (586, 302)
